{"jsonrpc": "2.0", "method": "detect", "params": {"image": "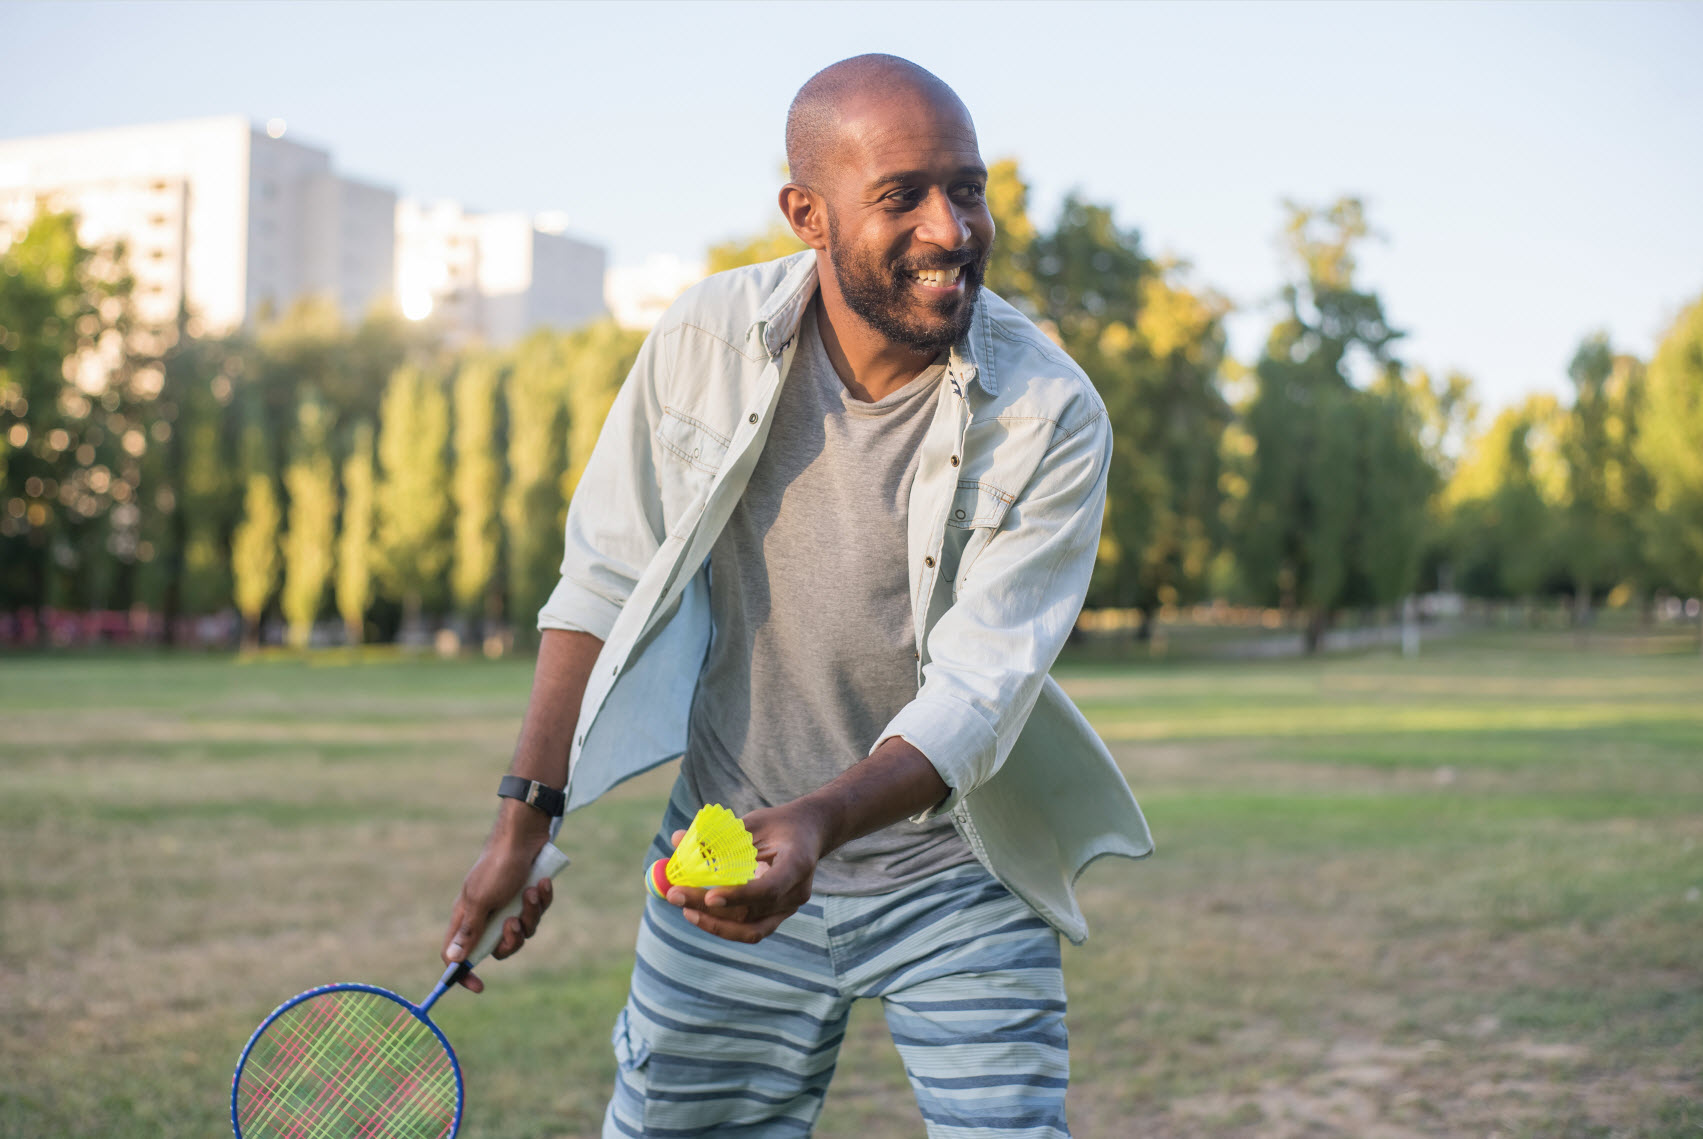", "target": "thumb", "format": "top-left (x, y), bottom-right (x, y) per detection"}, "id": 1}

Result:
top-left (445, 912), bottom-right (486, 964)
